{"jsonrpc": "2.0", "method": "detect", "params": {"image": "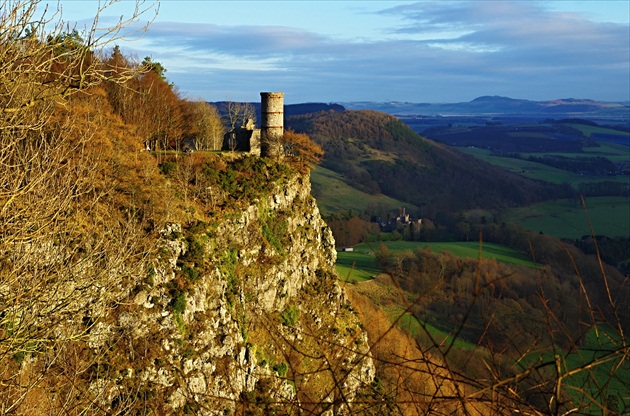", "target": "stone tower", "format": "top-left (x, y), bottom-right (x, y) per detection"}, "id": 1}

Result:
top-left (260, 92), bottom-right (284, 158)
